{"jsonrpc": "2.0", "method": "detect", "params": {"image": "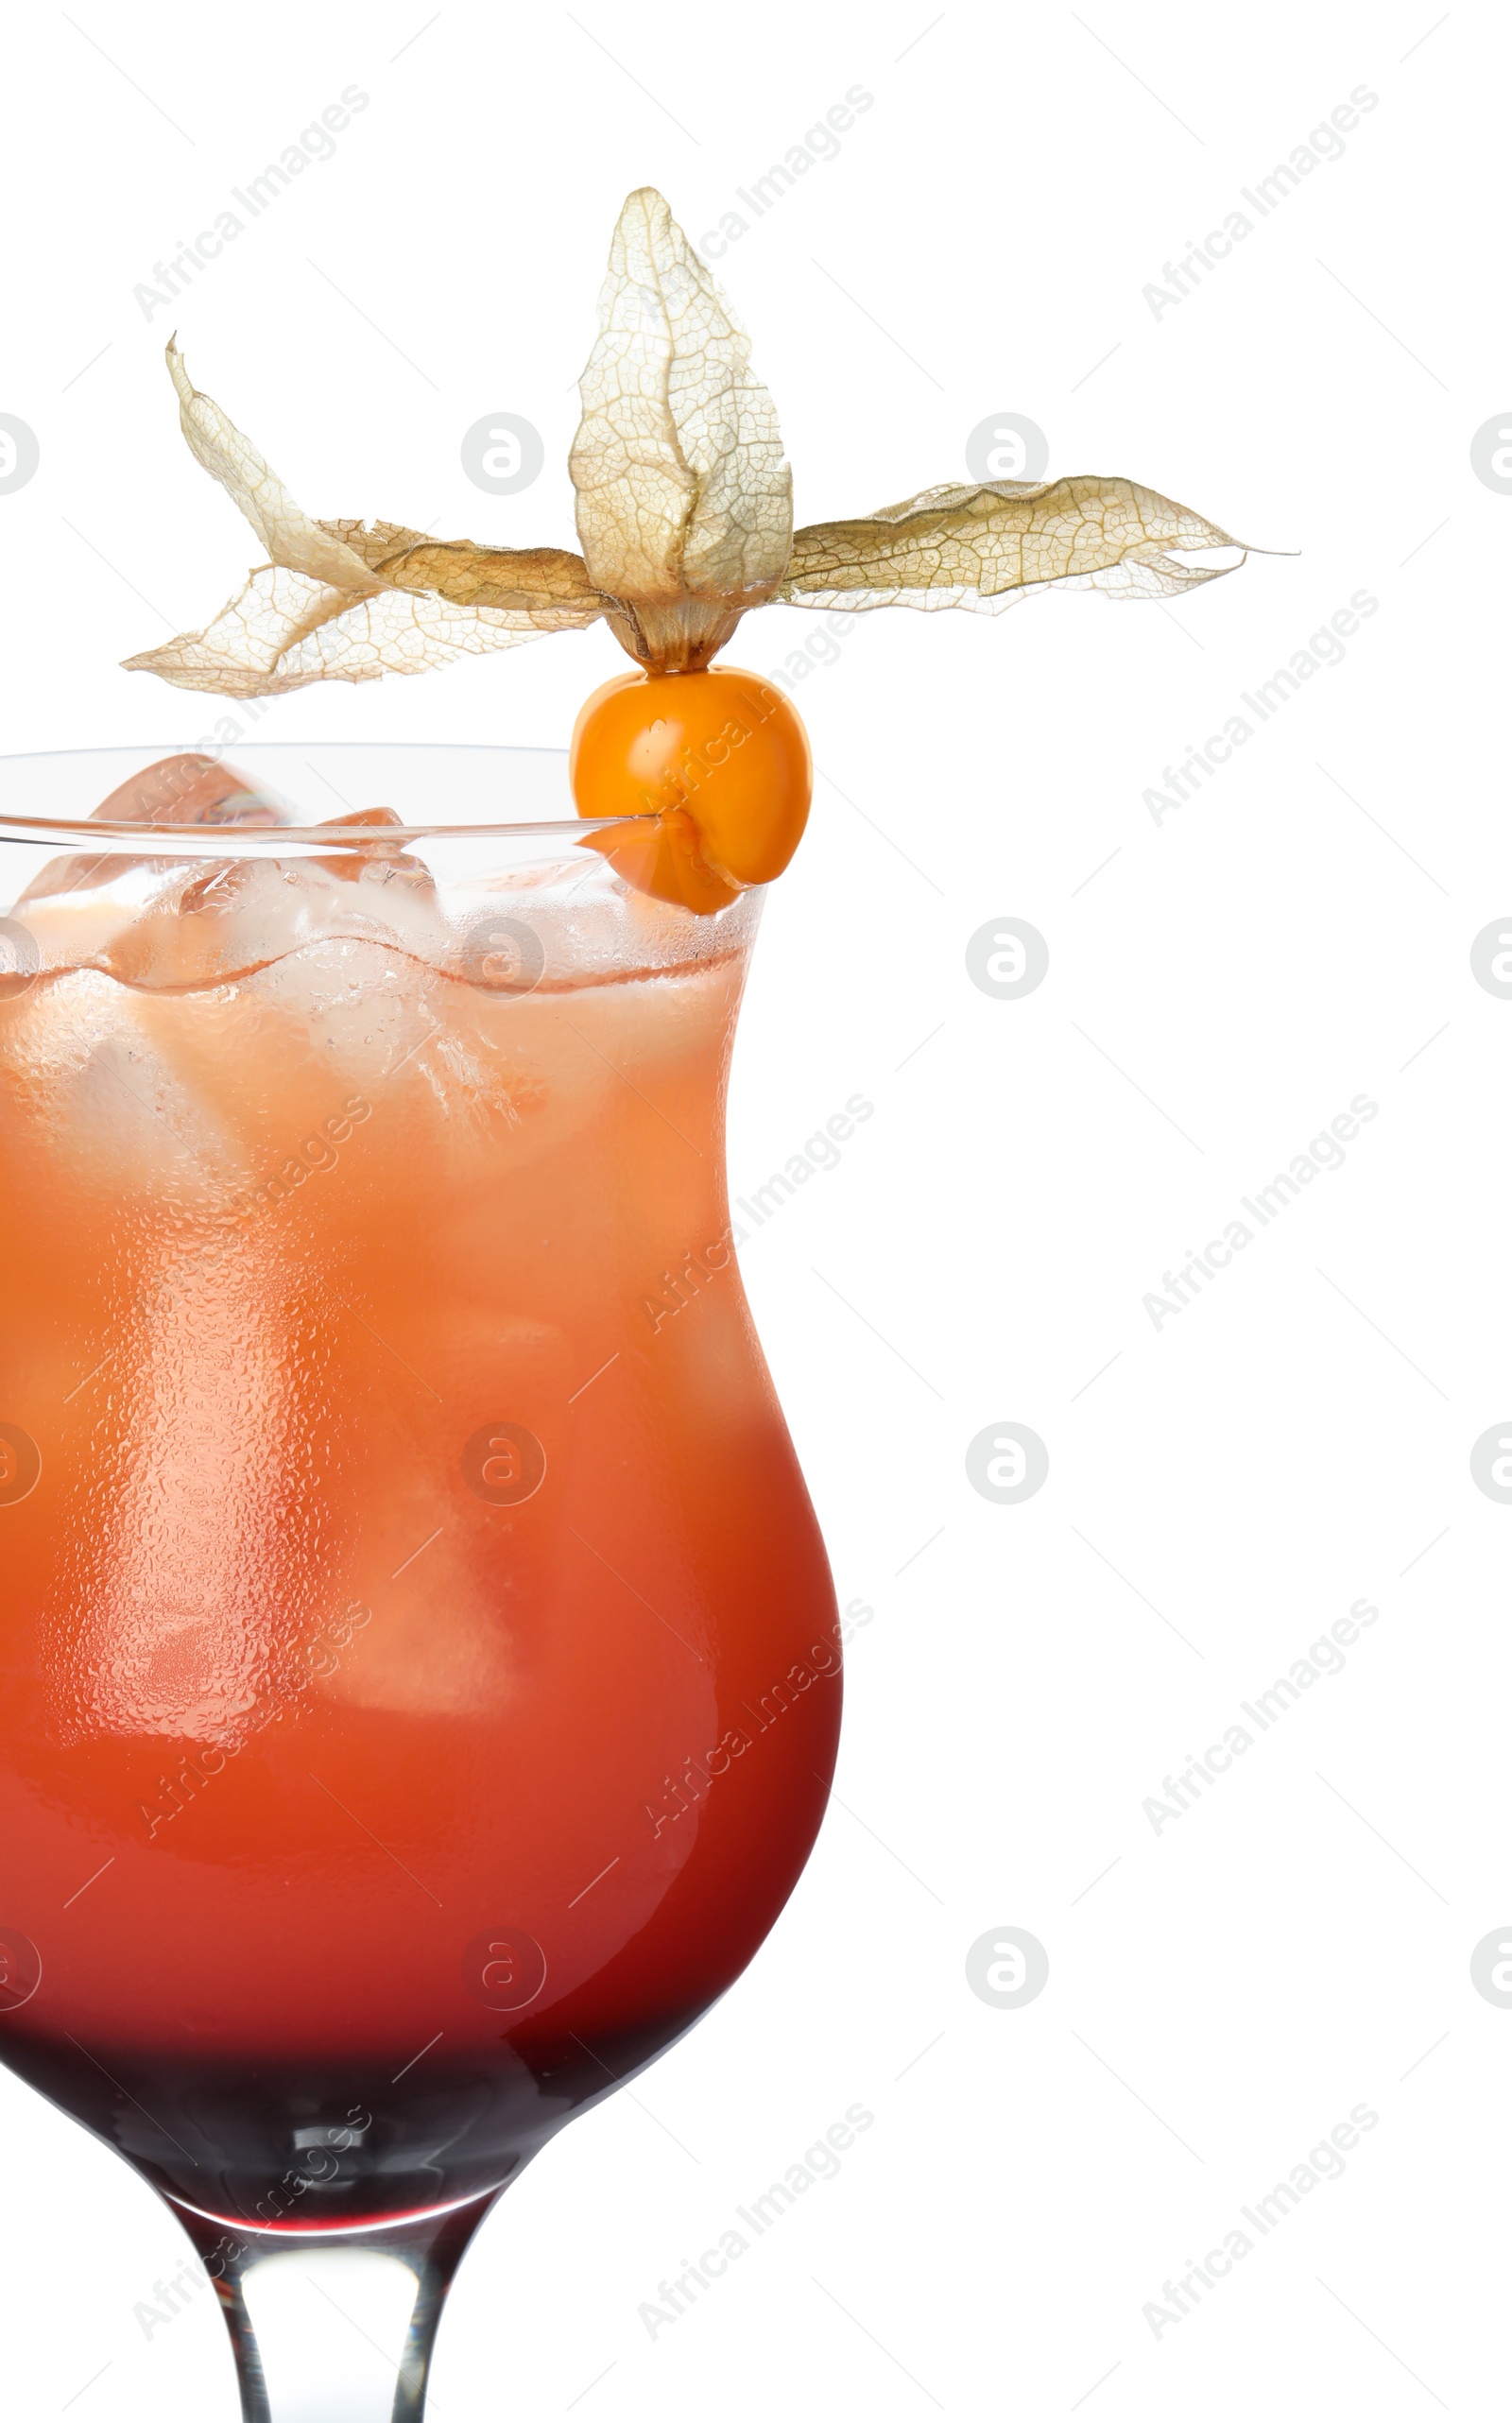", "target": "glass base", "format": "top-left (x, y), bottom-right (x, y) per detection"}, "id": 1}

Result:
top-left (167, 2191), bottom-right (498, 2421)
